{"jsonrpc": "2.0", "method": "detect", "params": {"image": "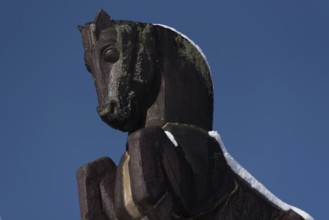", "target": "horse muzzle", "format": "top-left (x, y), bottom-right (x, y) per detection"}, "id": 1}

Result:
top-left (97, 100), bottom-right (118, 117)
top-left (97, 99), bottom-right (137, 131)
